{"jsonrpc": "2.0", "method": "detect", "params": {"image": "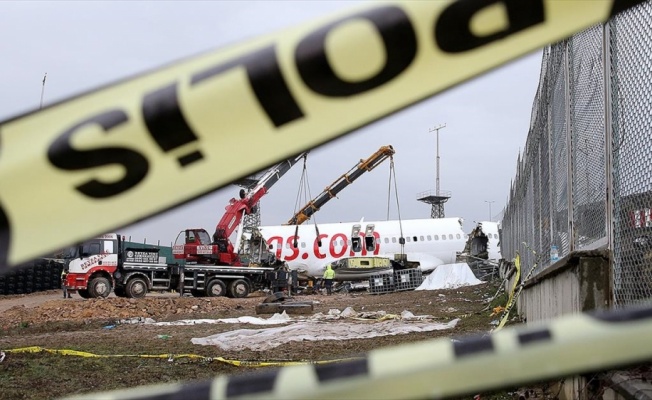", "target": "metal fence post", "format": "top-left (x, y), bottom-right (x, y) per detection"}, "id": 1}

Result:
top-left (564, 39), bottom-right (575, 253)
top-left (603, 20), bottom-right (615, 304)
